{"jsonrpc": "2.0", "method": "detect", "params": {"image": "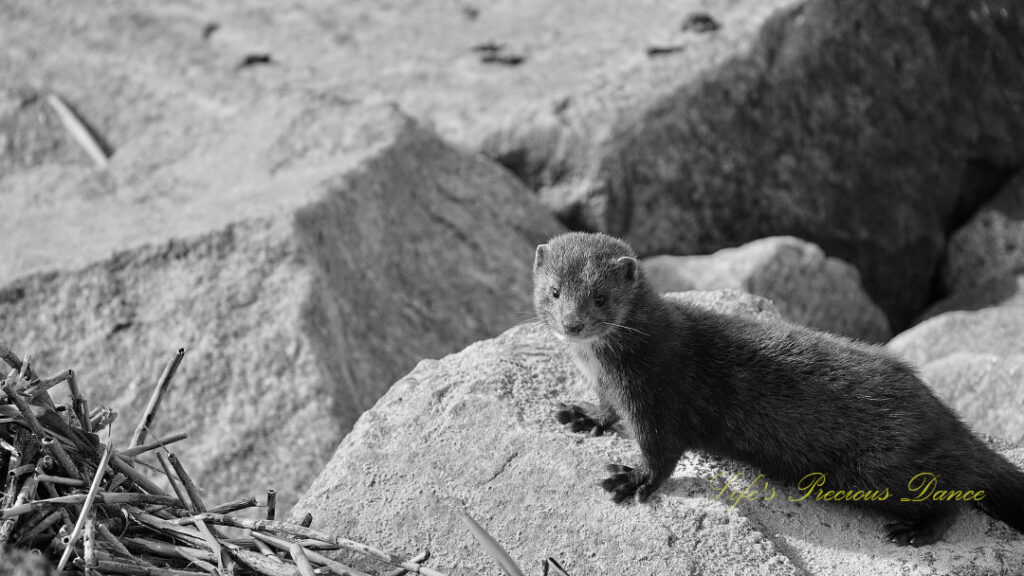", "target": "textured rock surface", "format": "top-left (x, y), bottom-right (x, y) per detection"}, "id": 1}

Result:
top-left (644, 236), bottom-right (890, 341)
top-left (294, 290), bottom-right (1024, 575)
top-left (942, 170), bottom-right (1024, 296)
top-left (8, 0), bottom-right (1019, 328)
top-left (890, 308), bottom-right (1024, 443)
top-left (0, 103), bottom-right (562, 514)
top-left (890, 308), bottom-right (1024, 367)
top-left (488, 0), bottom-right (1024, 329)
top-left (918, 354), bottom-right (1024, 444)
top-left (919, 273), bottom-right (1024, 322)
